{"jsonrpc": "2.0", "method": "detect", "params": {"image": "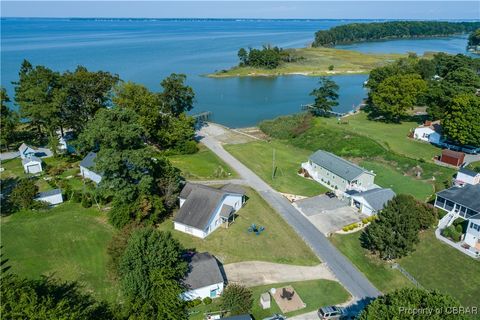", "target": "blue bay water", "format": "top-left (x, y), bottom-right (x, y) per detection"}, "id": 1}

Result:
top-left (0, 19), bottom-right (473, 127)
